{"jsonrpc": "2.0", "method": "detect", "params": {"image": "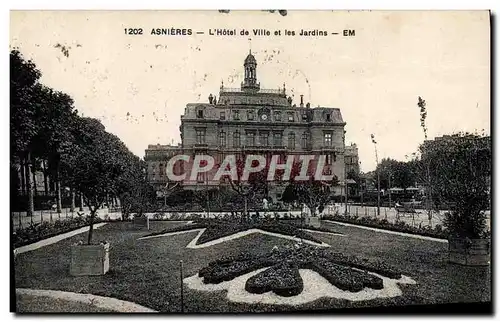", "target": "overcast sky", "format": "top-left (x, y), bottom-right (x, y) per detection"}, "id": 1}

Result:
top-left (10, 10), bottom-right (490, 171)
